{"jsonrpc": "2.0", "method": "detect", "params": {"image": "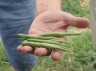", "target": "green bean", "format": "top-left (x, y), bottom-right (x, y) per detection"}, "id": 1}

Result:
top-left (17, 34), bottom-right (57, 40)
top-left (26, 39), bottom-right (61, 45)
top-left (22, 40), bottom-right (68, 51)
top-left (40, 32), bottom-right (81, 37)
top-left (17, 32), bottom-right (79, 51)
top-left (17, 34), bottom-right (70, 44)
top-left (50, 39), bottom-right (70, 44)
